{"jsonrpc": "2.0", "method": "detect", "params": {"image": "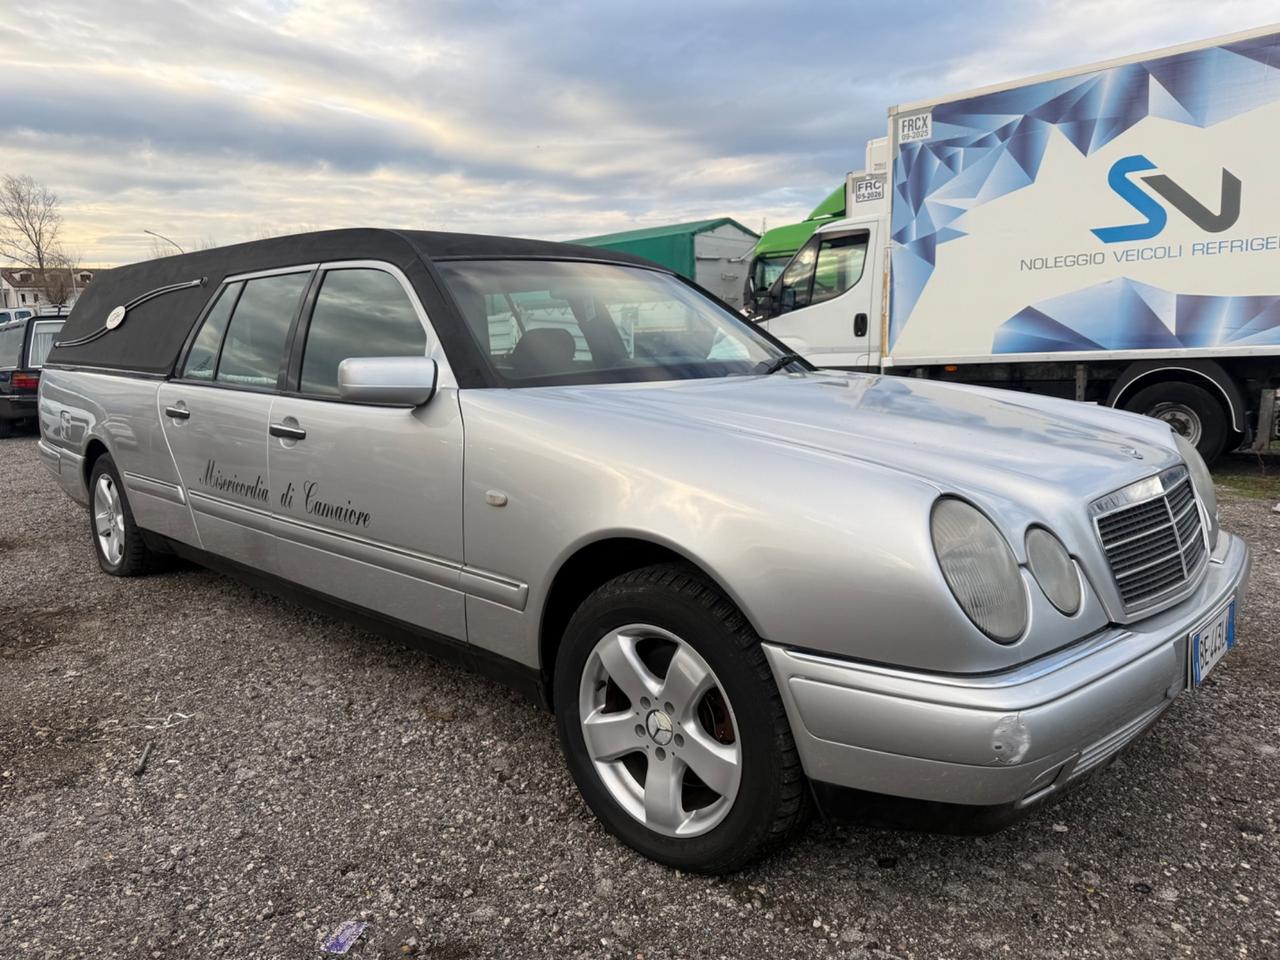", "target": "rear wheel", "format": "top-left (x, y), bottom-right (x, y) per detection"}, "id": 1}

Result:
top-left (0, 418), bottom-right (12, 439)
top-left (553, 564), bottom-right (807, 873)
top-left (89, 454), bottom-right (157, 577)
top-left (1123, 381), bottom-right (1228, 464)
